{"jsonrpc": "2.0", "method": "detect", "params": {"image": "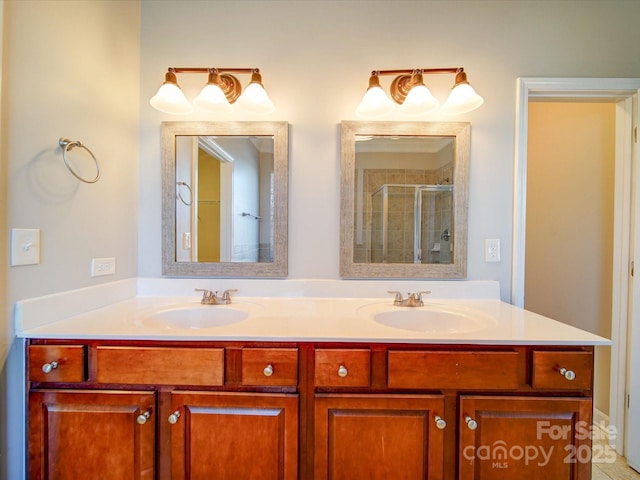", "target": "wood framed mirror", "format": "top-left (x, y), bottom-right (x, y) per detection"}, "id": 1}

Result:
top-left (340, 121), bottom-right (470, 278)
top-left (162, 121), bottom-right (288, 277)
